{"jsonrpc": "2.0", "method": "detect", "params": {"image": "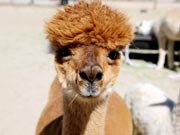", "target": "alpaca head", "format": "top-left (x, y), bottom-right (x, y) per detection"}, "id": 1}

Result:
top-left (46, 1), bottom-right (134, 102)
top-left (135, 20), bottom-right (153, 36)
